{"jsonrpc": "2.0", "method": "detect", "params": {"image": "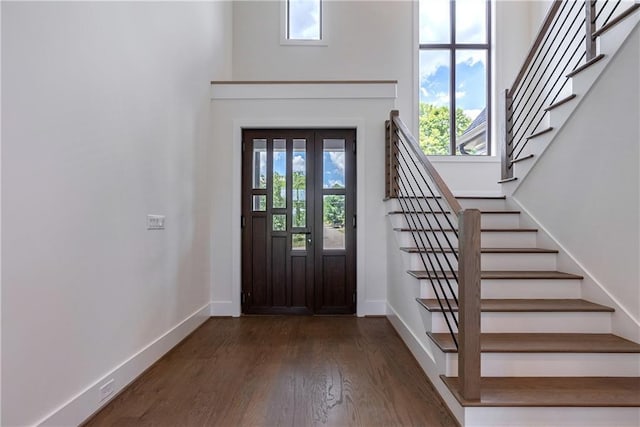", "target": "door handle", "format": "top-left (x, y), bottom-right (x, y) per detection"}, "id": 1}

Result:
top-left (301, 228), bottom-right (312, 246)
